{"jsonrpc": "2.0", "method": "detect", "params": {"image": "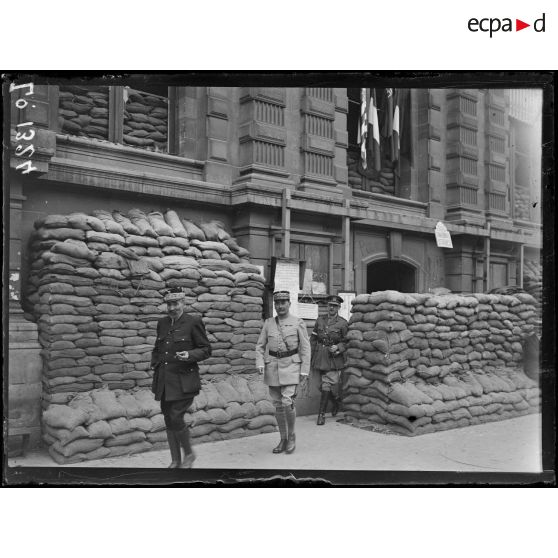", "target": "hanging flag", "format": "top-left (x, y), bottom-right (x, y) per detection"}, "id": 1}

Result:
top-left (367, 88), bottom-right (381, 172)
top-left (398, 88), bottom-right (412, 162)
top-left (392, 89), bottom-right (412, 194)
top-left (360, 88), bottom-right (368, 169)
top-left (392, 89), bottom-right (400, 165)
top-left (382, 88), bottom-right (394, 163)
